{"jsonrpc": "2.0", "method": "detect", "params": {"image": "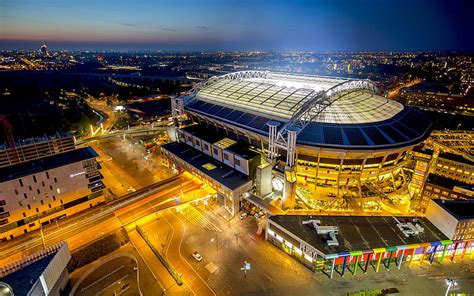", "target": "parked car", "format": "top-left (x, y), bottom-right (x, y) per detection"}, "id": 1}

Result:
top-left (240, 213), bottom-right (248, 220)
top-left (192, 252), bottom-right (203, 262)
